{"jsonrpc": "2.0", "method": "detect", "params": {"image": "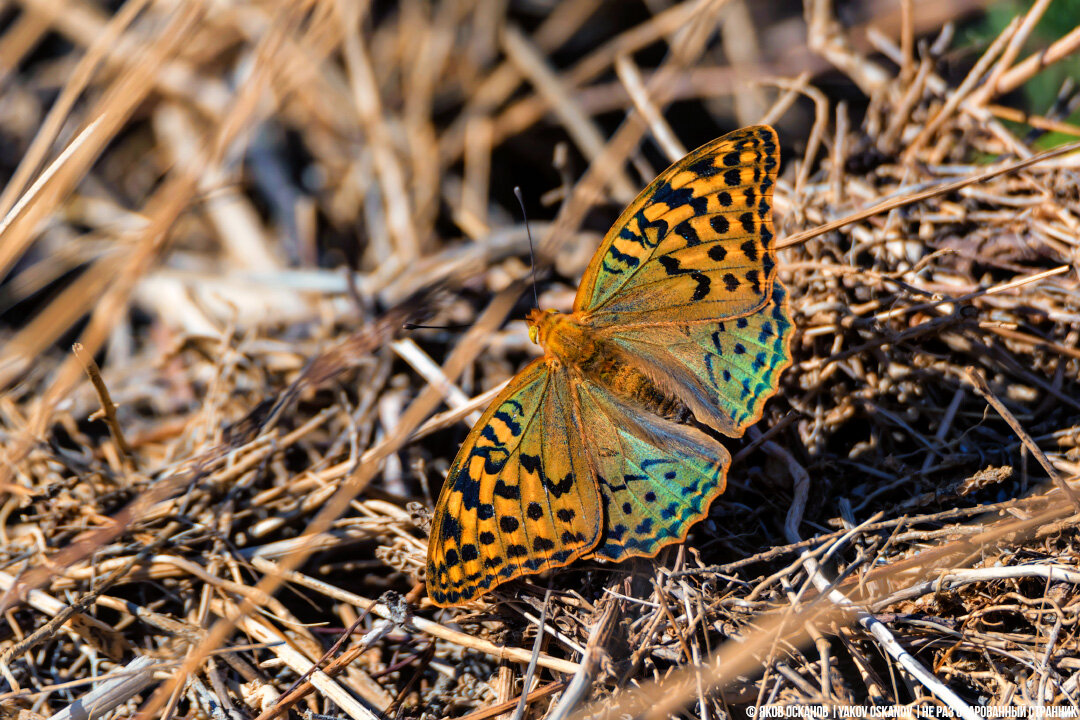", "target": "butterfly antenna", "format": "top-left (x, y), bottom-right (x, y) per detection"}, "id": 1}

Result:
top-left (402, 323), bottom-right (470, 330)
top-left (513, 186), bottom-right (541, 310)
